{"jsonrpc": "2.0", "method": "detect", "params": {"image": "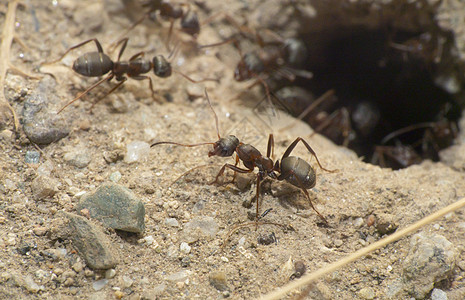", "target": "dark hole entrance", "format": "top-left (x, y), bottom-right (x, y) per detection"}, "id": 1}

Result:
top-left (276, 26), bottom-right (462, 169)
